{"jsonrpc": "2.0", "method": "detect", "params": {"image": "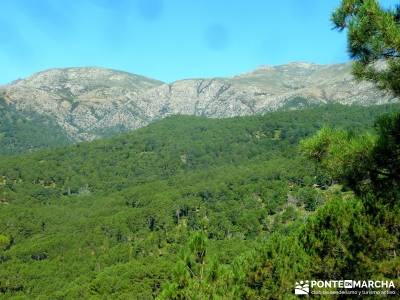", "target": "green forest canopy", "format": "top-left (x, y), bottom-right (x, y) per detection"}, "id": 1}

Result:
top-left (0, 104), bottom-right (399, 298)
top-left (1, 0), bottom-right (400, 298)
